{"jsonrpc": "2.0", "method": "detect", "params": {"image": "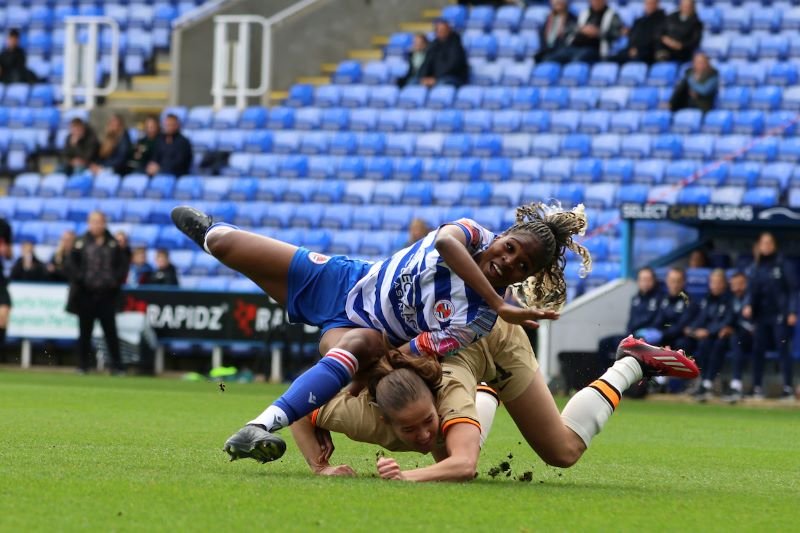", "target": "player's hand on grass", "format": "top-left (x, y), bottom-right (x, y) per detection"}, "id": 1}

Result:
top-left (315, 427), bottom-right (335, 463)
top-left (376, 457), bottom-right (406, 481)
top-left (495, 302), bottom-right (559, 329)
top-left (317, 464), bottom-right (356, 477)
